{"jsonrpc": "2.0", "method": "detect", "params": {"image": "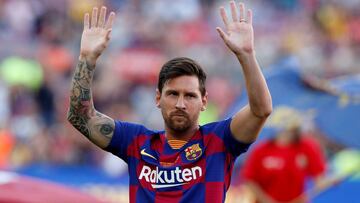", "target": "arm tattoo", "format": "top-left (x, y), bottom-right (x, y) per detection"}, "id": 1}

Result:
top-left (68, 59), bottom-right (115, 147)
top-left (99, 124), bottom-right (114, 136)
top-left (68, 58), bottom-right (115, 148)
top-left (67, 60), bottom-right (95, 138)
top-left (67, 106), bottom-right (91, 137)
top-left (94, 112), bottom-right (115, 138)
